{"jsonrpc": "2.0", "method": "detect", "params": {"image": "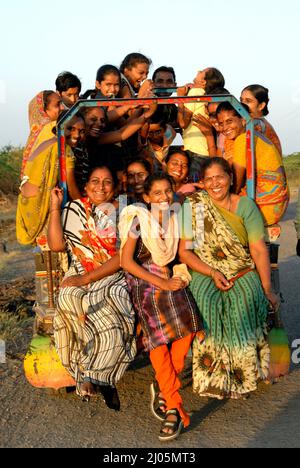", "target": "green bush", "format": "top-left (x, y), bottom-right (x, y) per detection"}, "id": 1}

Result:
top-left (0, 145), bottom-right (23, 195)
top-left (283, 153), bottom-right (300, 188)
